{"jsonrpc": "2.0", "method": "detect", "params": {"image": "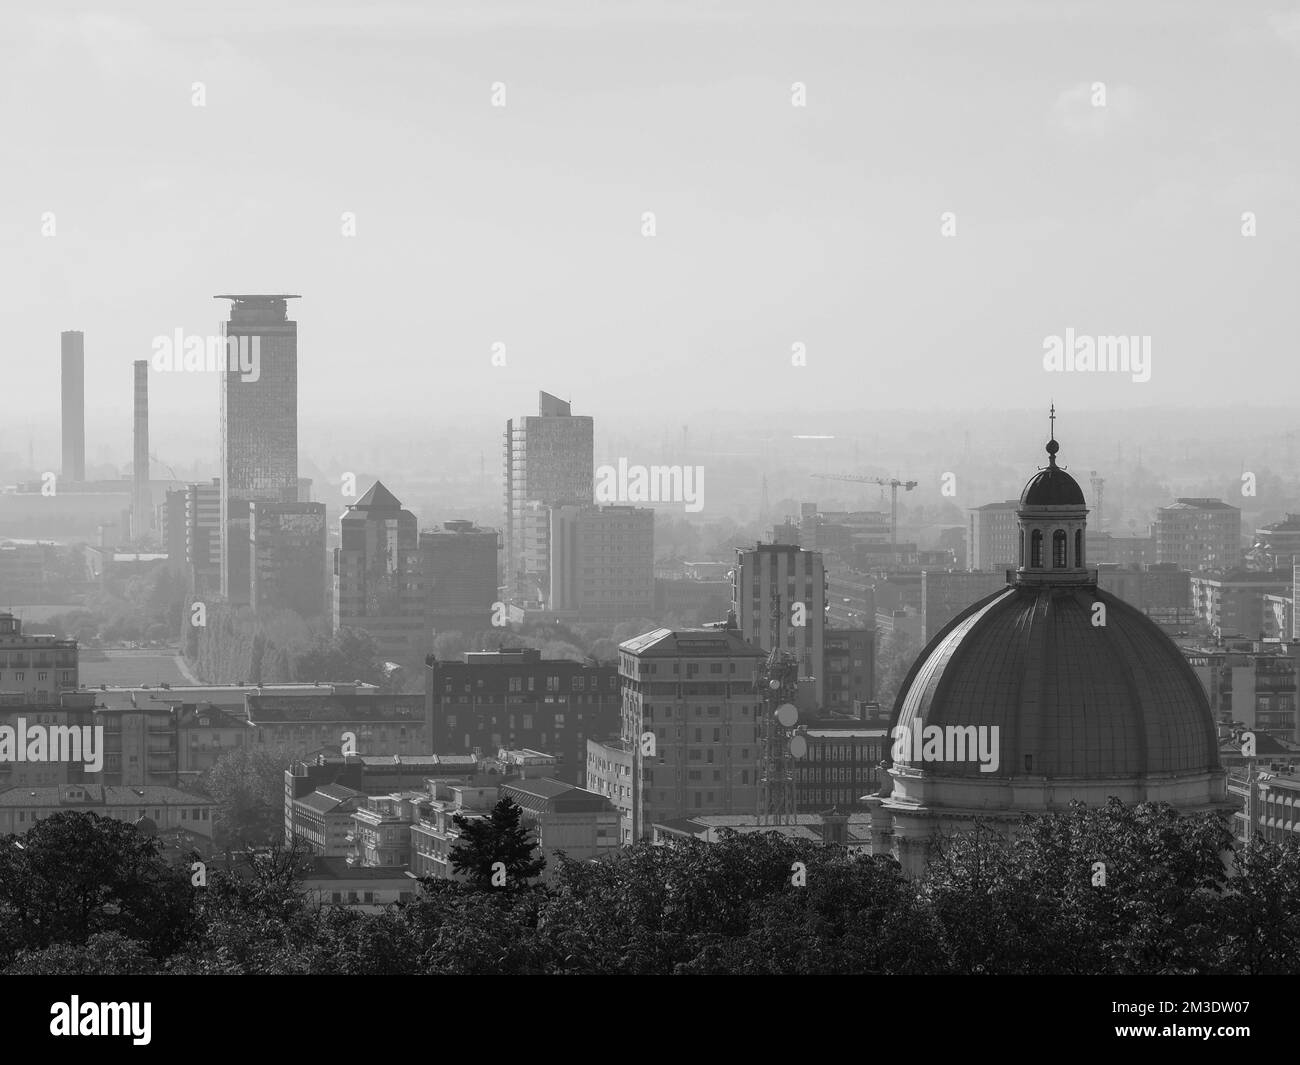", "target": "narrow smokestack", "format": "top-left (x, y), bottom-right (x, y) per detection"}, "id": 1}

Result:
top-left (132, 359), bottom-right (152, 540)
top-left (61, 331), bottom-right (85, 482)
